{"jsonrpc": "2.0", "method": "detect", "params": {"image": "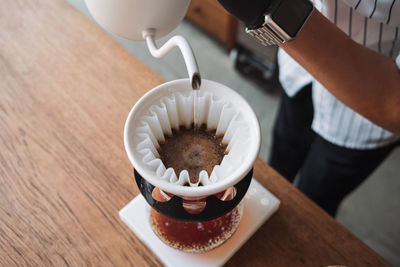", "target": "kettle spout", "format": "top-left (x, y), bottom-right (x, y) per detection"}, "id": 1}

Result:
top-left (191, 72), bottom-right (201, 90)
top-left (143, 29), bottom-right (201, 90)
